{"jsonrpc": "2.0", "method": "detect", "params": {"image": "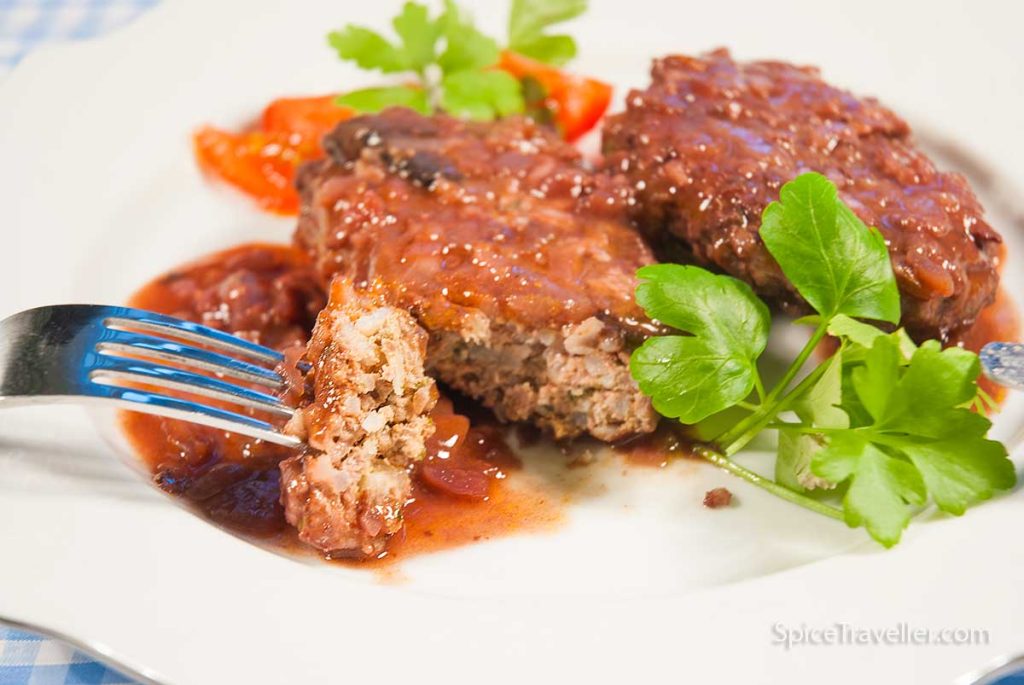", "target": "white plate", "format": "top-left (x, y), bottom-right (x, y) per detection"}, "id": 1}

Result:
top-left (1, 0), bottom-right (1024, 682)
